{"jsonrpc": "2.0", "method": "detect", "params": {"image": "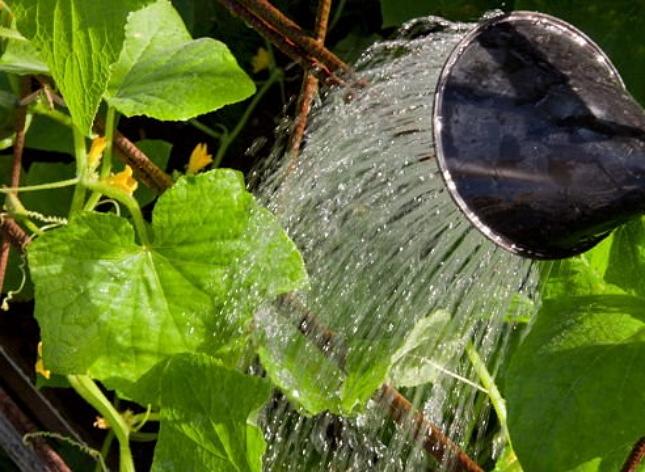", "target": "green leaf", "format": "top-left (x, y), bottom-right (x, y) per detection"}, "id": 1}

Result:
top-left (605, 218), bottom-right (645, 297)
top-left (541, 236), bottom-right (622, 299)
top-left (0, 37), bottom-right (48, 75)
top-left (492, 446), bottom-right (523, 472)
top-left (388, 309), bottom-right (461, 388)
top-left (105, 0), bottom-right (255, 121)
top-left (256, 310), bottom-right (344, 415)
top-left (10, 0), bottom-right (149, 133)
top-left (506, 295), bottom-right (645, 472)
top-left (515, 0), bottom-right (645, 105)
top-left (28, 169), bottom-right (306, 385)
top-left (151, 353), bottom-right (270, 472)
